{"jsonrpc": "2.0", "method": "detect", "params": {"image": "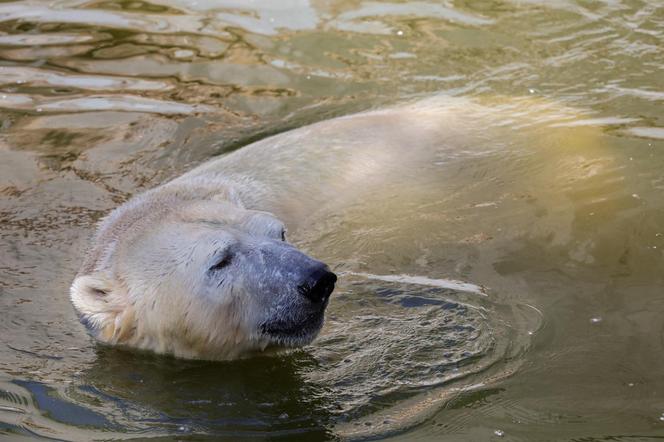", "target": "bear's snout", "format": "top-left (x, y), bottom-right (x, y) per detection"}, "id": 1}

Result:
top-left (297, 267), bottom-right (337, 304)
